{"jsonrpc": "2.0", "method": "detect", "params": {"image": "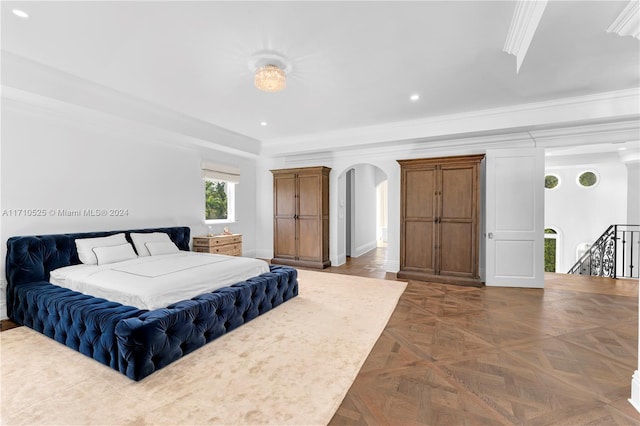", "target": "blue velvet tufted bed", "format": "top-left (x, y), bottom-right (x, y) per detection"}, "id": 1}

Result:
top-left (5, 226), bottom-right (298, 380)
